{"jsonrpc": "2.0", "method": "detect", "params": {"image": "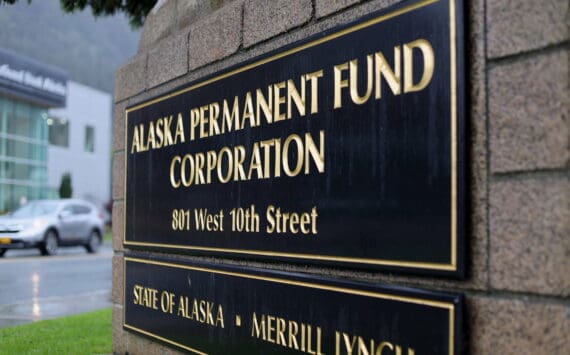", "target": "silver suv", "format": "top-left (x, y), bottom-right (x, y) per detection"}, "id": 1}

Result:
top-left (0, 199), bottom-right (105, 257)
